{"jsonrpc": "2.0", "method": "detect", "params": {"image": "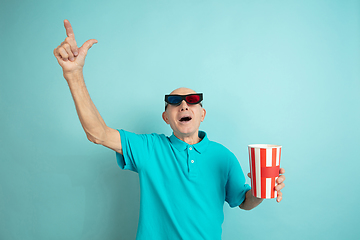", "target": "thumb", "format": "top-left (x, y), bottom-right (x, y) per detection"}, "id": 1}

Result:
top-left (78, 39), bottom-right (98, 58)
